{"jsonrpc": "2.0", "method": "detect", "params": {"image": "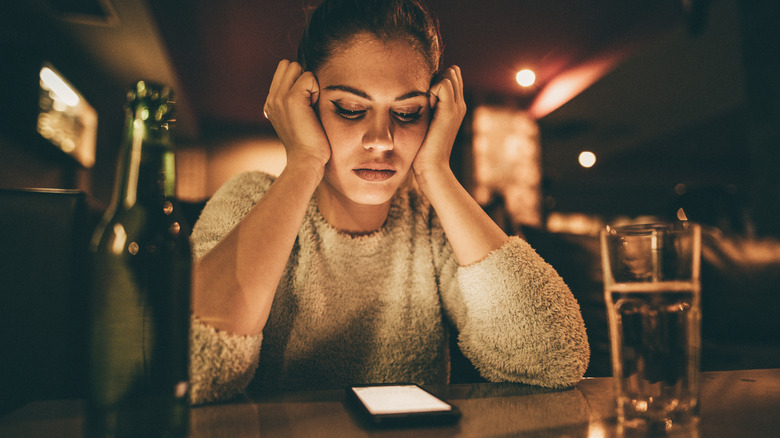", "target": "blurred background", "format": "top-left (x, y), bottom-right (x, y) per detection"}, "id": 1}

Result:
top-left (2, 0), bottom-right (780, 395)
top-left (2, 0), bottom-right (778, 237)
